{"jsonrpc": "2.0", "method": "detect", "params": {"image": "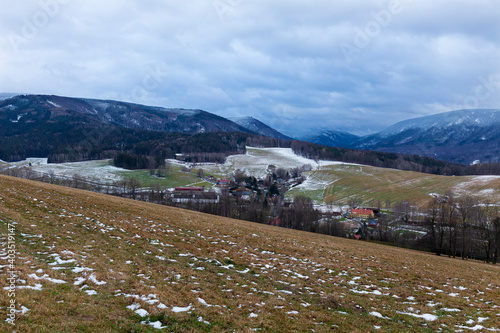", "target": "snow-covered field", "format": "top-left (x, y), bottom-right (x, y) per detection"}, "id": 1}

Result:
top-left (204, 147), bottom-right (343, 179)
top-left (453, 175), bottom-right (500, 200)
top-left (289, 166), bottom-right (342, 197)
top-left (31, 160), bottom-right (129, 182)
